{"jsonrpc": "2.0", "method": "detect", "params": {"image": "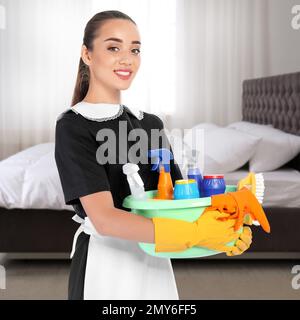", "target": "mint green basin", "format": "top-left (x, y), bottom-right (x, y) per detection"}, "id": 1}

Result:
top-left (122, 185), bottom-right (242, 259)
